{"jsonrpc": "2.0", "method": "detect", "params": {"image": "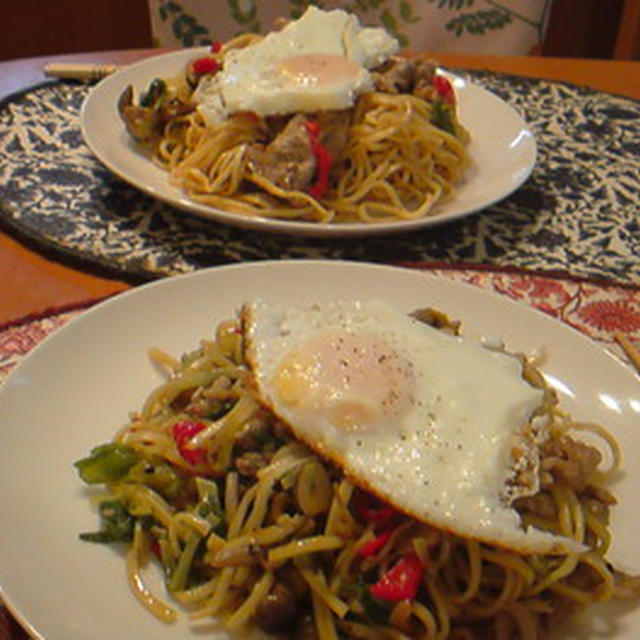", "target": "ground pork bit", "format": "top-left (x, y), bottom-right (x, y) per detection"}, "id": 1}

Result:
top-left (245, 114), bottom-right (316, 192)
top-left (540, 435), bottom-right (603, 490)
top-left (245, 110), bottom-right (351, 194)
top-left (235, 451), bottom-right (272, 477)
top-left (371, 56), bottom-right (416, 94)
top-left (514, 491), bottom-right (557, 519)
top-left (371, 56), bottom-right (438, 100)
top-left (566, 561), bottom-right (606, 592)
